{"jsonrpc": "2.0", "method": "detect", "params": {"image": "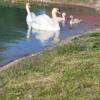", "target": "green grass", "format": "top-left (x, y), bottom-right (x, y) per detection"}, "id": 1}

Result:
top-left (0, 30), bottom-right (100, 100)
